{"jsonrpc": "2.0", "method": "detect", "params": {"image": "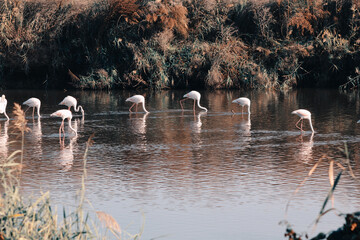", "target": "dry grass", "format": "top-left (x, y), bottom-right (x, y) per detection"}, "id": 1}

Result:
top-left (0, 0), bottom-right (359, 90)
top-left (145, 2), bottom-right (189, 38)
